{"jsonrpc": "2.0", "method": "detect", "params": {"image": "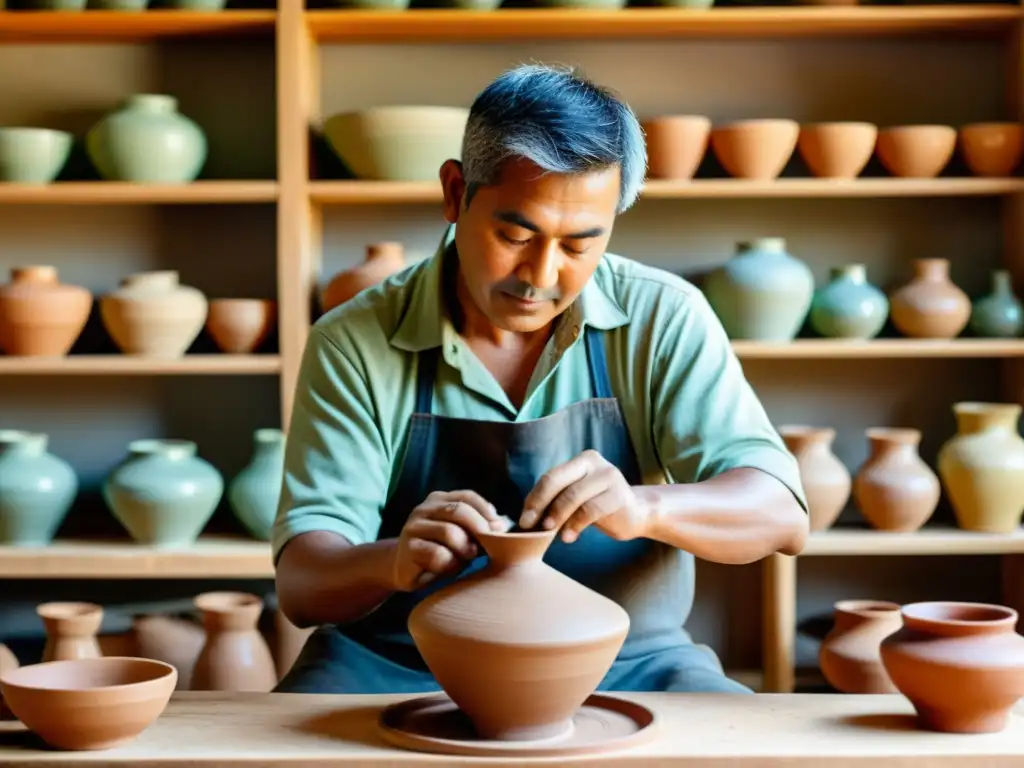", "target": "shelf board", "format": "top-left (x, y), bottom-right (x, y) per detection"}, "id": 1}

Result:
top-left (308, 178), bottom-right (1024, 205)
top-left (0, 536), bottom-right (273, 579)
top-left (803, 527), bottom-right (1024, 556)
top-left (0, 355), bottom-right (281, 375)
top-left (0, 181), bottom-right (278, 205)
top-left (731, 339), bottom-right (1024, 359)
top-left (305, 6), bottom-right (1022, 43)
top-left (0, 10), bottom-right (277, 42)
